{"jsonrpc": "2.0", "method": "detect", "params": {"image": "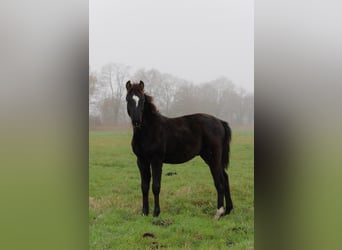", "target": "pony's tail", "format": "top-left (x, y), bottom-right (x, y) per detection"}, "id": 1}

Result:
top-left (221, 121), bottom-right (232, 169)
